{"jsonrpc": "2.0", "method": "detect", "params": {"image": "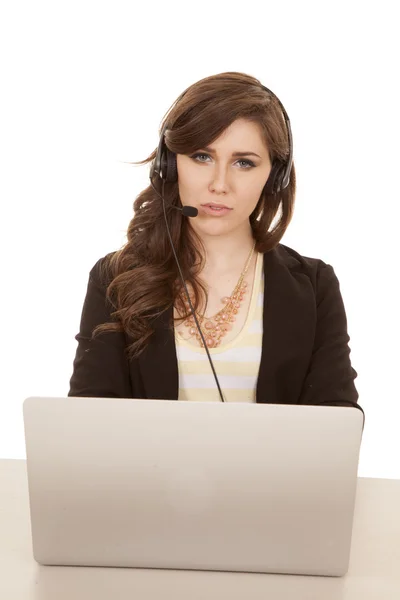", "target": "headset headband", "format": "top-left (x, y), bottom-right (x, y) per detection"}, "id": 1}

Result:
top-left (150, 83), bottom-right (293, 194)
